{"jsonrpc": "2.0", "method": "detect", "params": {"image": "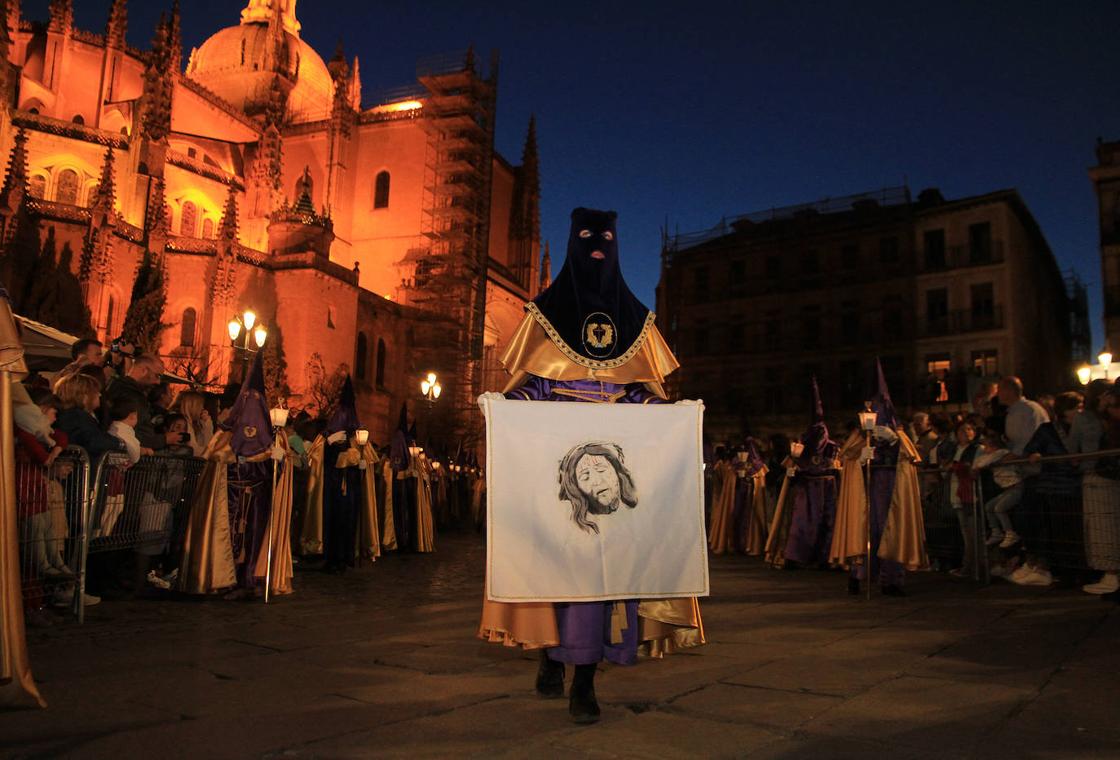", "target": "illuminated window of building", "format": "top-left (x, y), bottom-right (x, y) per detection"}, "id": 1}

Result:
top-left (972, 350), bottom-right (999, 376)
top-left (374, 171), bottom-right (391, 209)
top-left (926, 354), bottom-right (951, 403)
top-left (55, 169), bottom-right (80, 205)
top-left (375, 339), bottom-right (387, 387)
top-left (29, 174), bottom-right (47, 199)
top-left (201, 218), bottom-right (215, 239)
top-left (180, 307), bottom-right (197, 347)
top-left (180, 201), bottom-right (198, 237)
top-left (355, 332), bottom-right (368, 380)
